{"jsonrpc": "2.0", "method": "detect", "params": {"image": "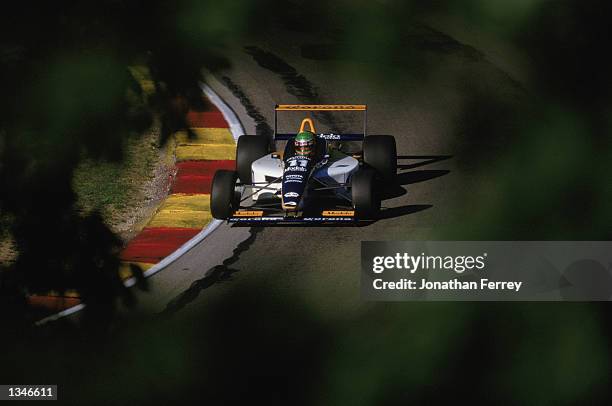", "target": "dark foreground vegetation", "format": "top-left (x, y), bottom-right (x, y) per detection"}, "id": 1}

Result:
top-left (1, 0), bottom-right (612, 403)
